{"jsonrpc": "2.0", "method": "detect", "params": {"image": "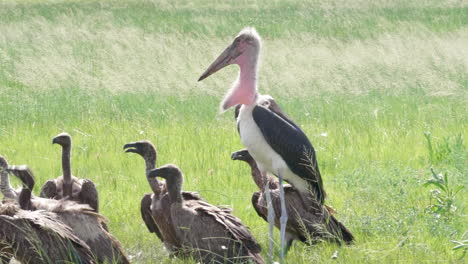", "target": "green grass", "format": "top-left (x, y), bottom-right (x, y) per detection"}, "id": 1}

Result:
top-left (0, 0), bottom-right (467, 263)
